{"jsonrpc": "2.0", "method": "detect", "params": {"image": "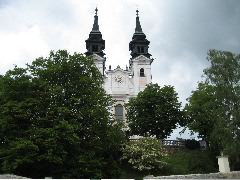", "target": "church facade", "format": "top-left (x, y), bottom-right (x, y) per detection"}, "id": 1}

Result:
top-left (85, 9), bottom-right (154, 120)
